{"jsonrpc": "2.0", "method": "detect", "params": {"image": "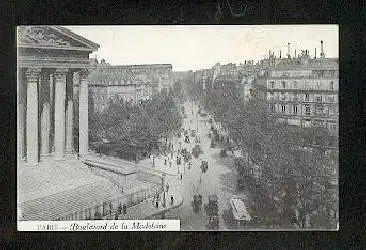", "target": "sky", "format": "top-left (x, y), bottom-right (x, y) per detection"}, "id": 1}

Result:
top-left (66, 25), bottom-right (339, 71)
